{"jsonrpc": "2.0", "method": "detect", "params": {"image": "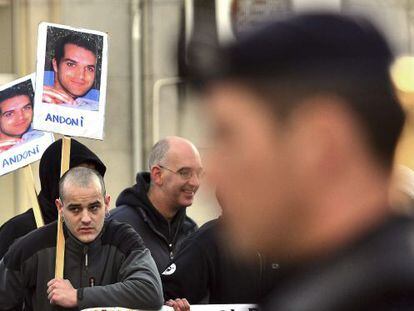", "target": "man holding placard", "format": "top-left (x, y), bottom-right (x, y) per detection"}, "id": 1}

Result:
top-left (0, 138), bottom-right (106, 259)
top-left (0, 167), bottom-right (163, 310)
